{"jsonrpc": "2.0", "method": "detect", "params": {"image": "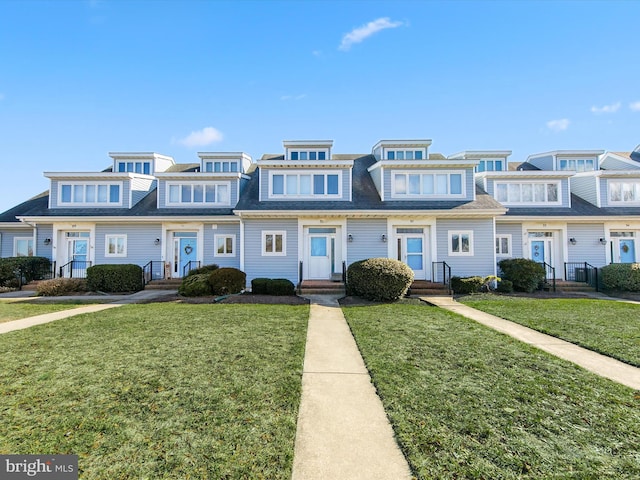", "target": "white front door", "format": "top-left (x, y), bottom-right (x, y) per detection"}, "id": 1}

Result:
top-left (396, 228), bottom-right (426, 280)
top-left (308, 235), bottom-right (333, 279)
top-left (64, 231), bottom-right (90, 278)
